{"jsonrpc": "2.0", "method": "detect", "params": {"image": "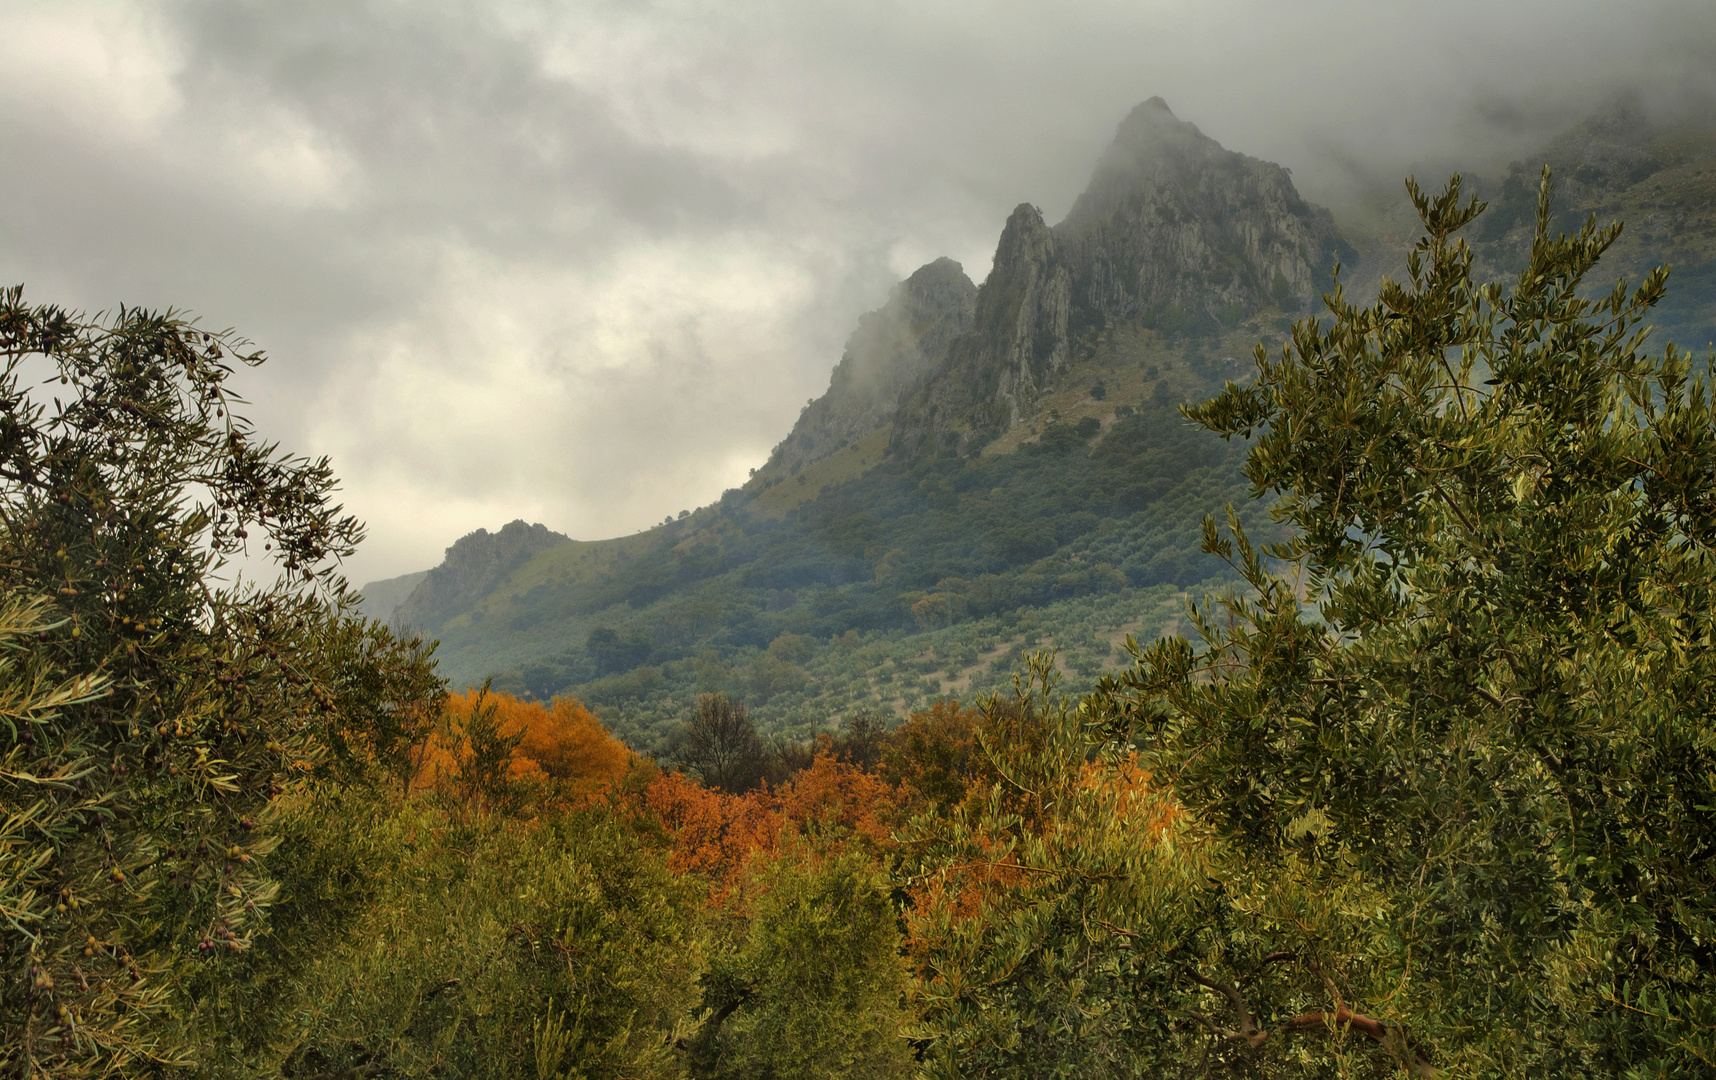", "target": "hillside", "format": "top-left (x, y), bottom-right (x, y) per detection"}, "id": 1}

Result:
top-left (1340, 96), bottom-right (1716, 349)
top-left (370, 97), bottom-right (1716, 754)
